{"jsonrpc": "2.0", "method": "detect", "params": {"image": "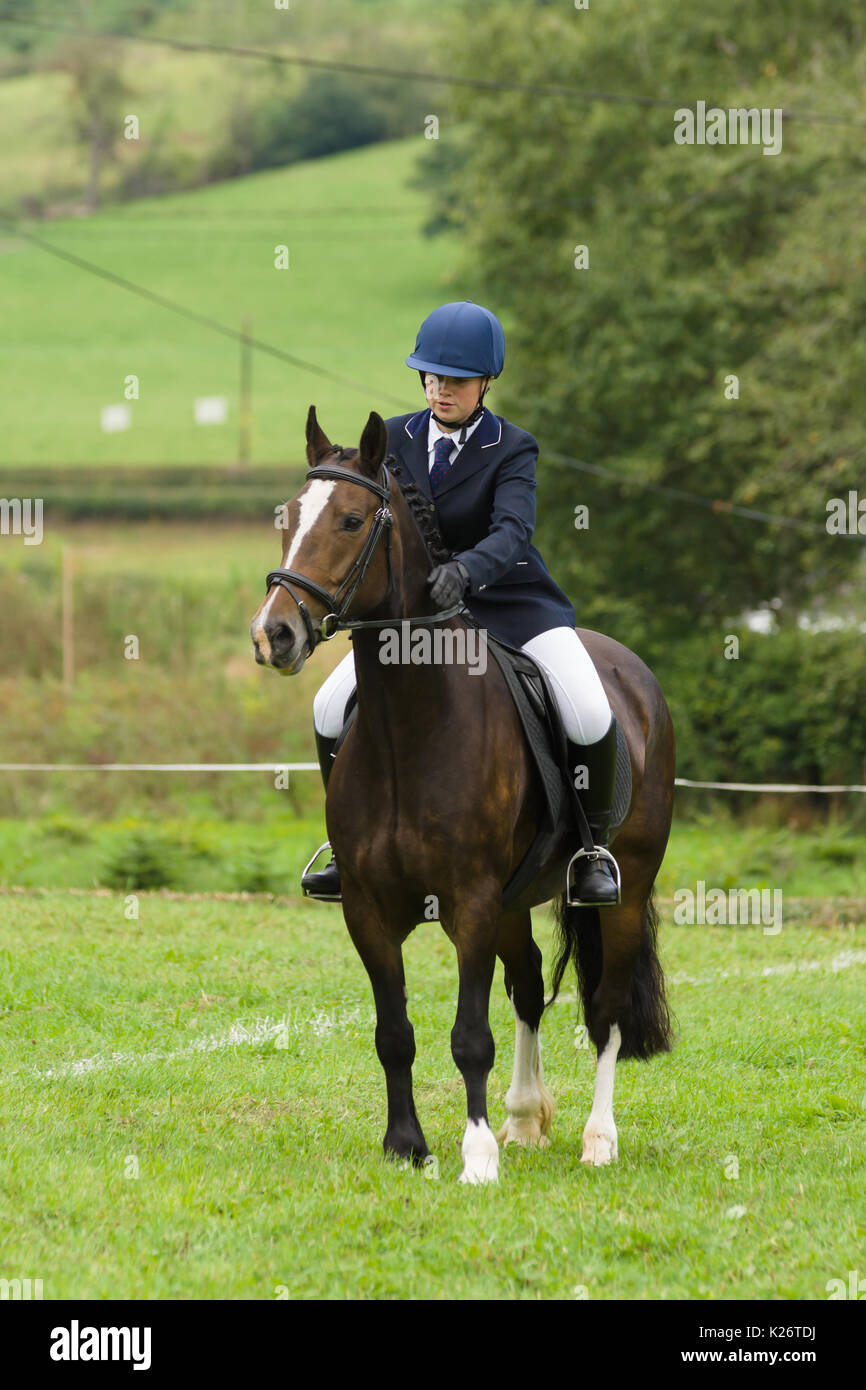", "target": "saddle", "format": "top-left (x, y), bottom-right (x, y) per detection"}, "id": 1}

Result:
top-left (332, 624), bottom-right (632, 911)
